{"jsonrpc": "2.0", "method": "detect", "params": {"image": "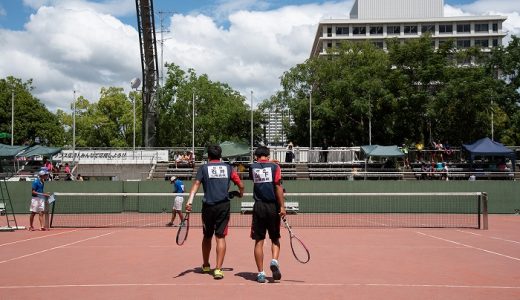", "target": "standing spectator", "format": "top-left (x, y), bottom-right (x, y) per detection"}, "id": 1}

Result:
top-left (185, 145), bottom-right (244, 280)
top-left (285, 142), bottom-right (294, 163)
top-left (249, 146), bottom-right (286, 283)
top-left (166, 176), bottom-right (184, 227)
top-left (29, 170), bottom-right (50, 231)
top-left (320, 139), bottom-right (329, 163)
